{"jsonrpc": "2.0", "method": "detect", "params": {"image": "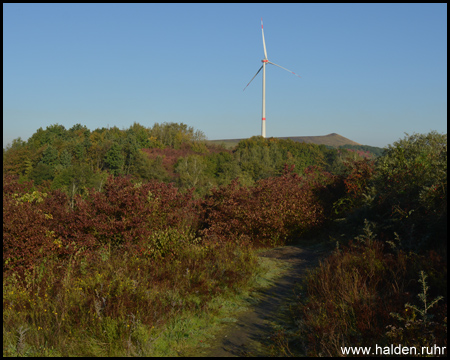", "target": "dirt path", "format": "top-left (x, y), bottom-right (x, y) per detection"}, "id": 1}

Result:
top-left (198, 244), bottom-right (330, 357)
